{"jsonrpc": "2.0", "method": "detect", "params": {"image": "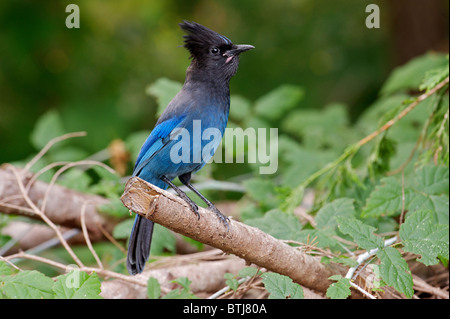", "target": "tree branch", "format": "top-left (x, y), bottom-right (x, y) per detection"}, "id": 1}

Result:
top-left (121, 176), bottom-right (347, 294)
top-left (0, 165), bottom-right (115, 241)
